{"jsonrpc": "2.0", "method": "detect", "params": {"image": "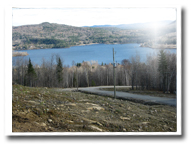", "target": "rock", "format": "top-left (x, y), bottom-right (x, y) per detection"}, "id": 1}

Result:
top-left (81, 110), bottom-right (90, 113)
top-left (28, 109), bottom-right (31, 113)
top-left (32, 107), bottom-right (43, 115)
top-left (141, 122), bottom-right (150, 125)
top-left (82, 118), bottom-right (103, 126)
top-left (88, 125), bottom-right (103, 132)
top-left (26, 100), bottom-right (40, 105)
top-left (58, 104), bottom-right (64, 107)
top-left (123, 128), bottom-right (126, 132)
top-left (119, 104), bottom-right (123, 107)
top-left (120, 116), bottom-right (130, 121)
top-left (138, 128), bottom-right (142, 131)
top-left (150, 110), bottom-right (154, 114)
top-left (65, 103), bottom-right (76, 106)
top-left (79, 99), bottom-right (90, 102)
top-left (87, 106), bottom-right (104, 111)
top-left (34, 122), bottom-right (39, 125)
top-left (48, 119), bottom-right (52, 123)
top-left (169, 127), bottom-right (173, 131)
top-left (67, 120), bottom-right (74, 124)
top-left (40, 123), bottom-right (47, 127)
top-left (68, 129), bottom-right (75, 132)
